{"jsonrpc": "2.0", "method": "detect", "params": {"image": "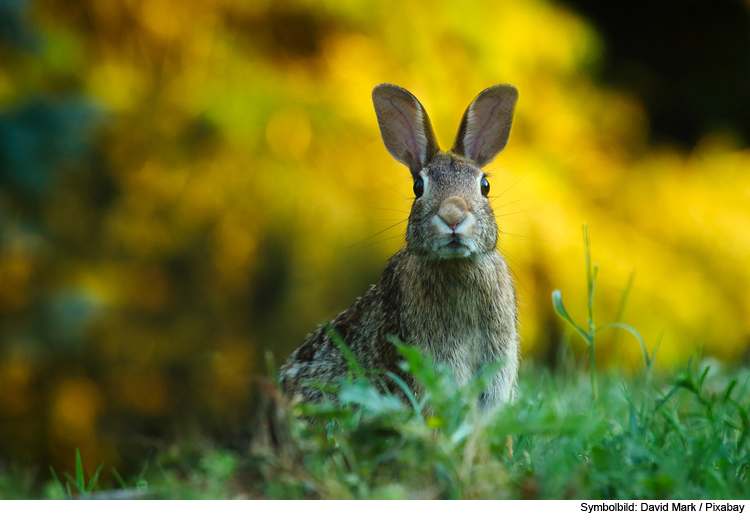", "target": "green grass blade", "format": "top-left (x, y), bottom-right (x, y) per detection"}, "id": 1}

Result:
top-left (49, 466), bottom-right (66, 499)
top-left (326, 324), bottom-right (364, 380)
top-left (583, 224), bottom-right (594, 329)
top-left (85, 462), bottom-right (105, 493)
top-left (723, 379), bottom-right (737, 403)
top-left (551, 290), bottom-right (591, 344)
top-left (651, 331), bottom-right (664, 364)
top-left (615, 270), bottom-right (636, 323)
top-left (63, 472), bottom-right (80, 493)
top-left (385, 372), bottom-right (422, 415)
top-left (75, 448), bottom-right (85, 492)
top-left (699, 366), bottom-right (710, 391)
top-left (596, 322), bottom-right (649, 366)
top-left (111, 468), bottom-right (127, 489)
top-left (611, 270), bottom-right (636, 356)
